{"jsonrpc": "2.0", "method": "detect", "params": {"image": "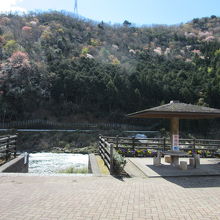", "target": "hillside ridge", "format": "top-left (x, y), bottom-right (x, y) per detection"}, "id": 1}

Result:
top-left (0, 12), bottom-right (220, 126)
